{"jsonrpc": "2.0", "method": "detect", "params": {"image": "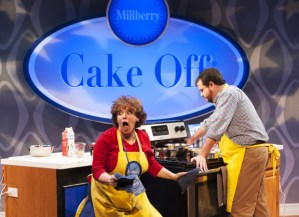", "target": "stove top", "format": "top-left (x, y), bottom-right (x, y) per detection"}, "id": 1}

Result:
top-left (140, 121), bottom-right (224, 169)
top-left (156, 157), bottom-right (224, 170)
